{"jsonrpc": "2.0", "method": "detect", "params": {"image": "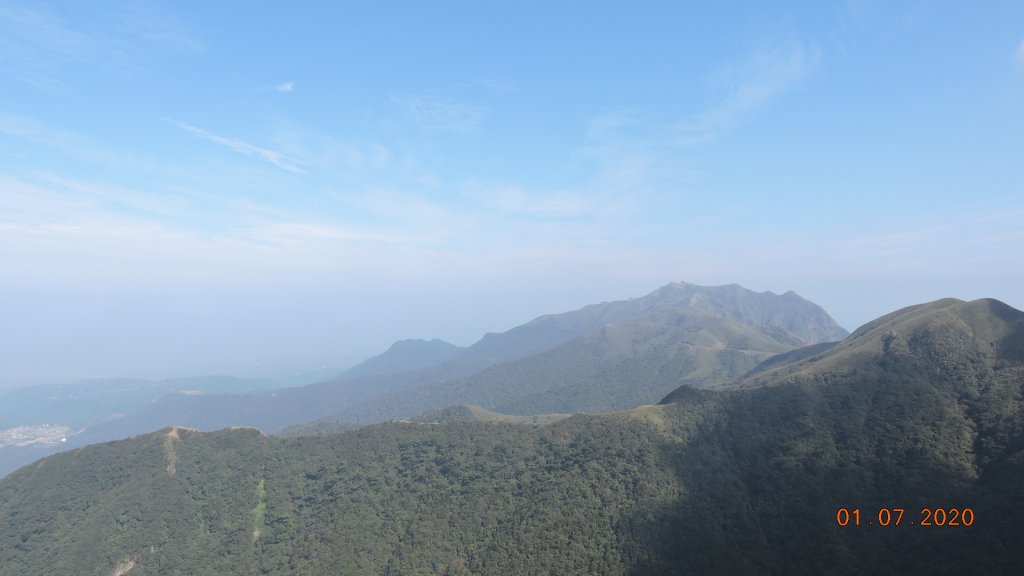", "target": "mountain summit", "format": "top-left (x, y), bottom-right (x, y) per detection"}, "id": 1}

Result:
top-left (318, 281), bottom-right (849, 420)
top-left (458, 281), bottom-right (847, 365)
top-left (644, 281), bottom-right (848, 344)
